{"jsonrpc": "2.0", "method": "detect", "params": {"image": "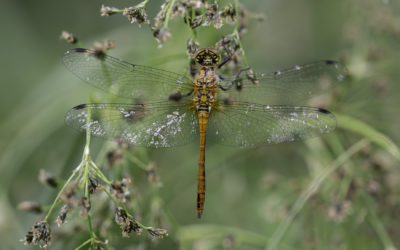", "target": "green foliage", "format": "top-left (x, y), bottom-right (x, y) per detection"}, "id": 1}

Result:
top-left (1, 0), bottom-right (400, 249)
